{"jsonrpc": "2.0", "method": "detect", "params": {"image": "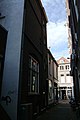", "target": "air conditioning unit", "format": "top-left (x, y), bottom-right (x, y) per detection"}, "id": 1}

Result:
top-left (20, 103), bottom-right (32, 120)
